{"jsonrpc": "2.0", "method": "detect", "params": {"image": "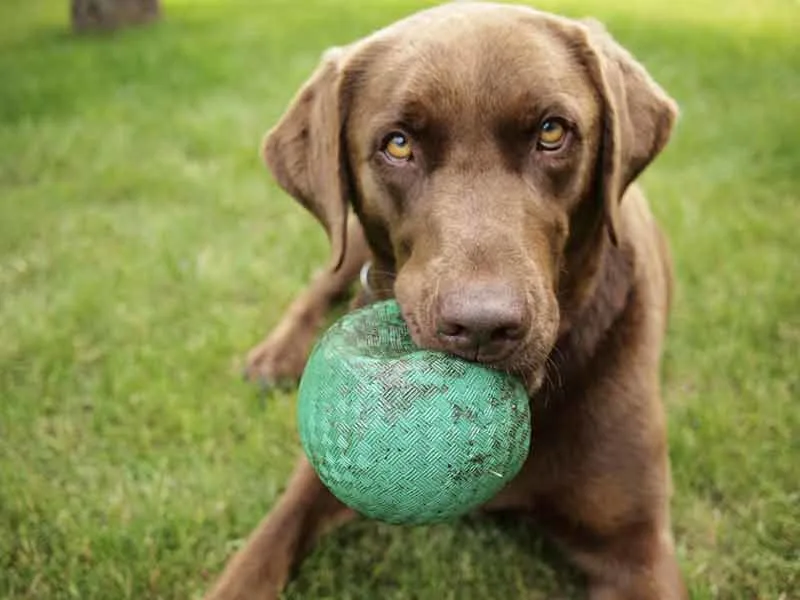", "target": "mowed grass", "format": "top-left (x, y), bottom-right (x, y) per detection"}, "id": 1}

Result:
top-left (0, 0), bottom-right (798, 598)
